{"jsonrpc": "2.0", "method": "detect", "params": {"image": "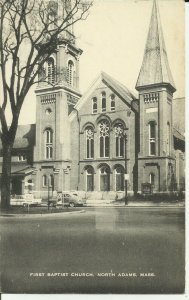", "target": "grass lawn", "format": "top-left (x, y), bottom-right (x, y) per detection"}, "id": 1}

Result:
top-left (0, 206), bottom-right (82, 215)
